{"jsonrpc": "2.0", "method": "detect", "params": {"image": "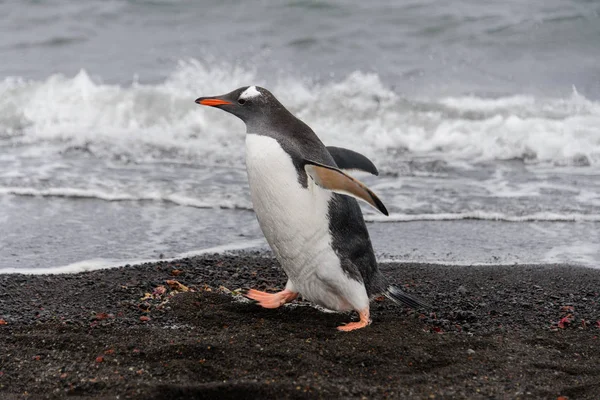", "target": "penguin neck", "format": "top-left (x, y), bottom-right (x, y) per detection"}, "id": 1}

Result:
top-left (244, 106), bottom-right (308, 138)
